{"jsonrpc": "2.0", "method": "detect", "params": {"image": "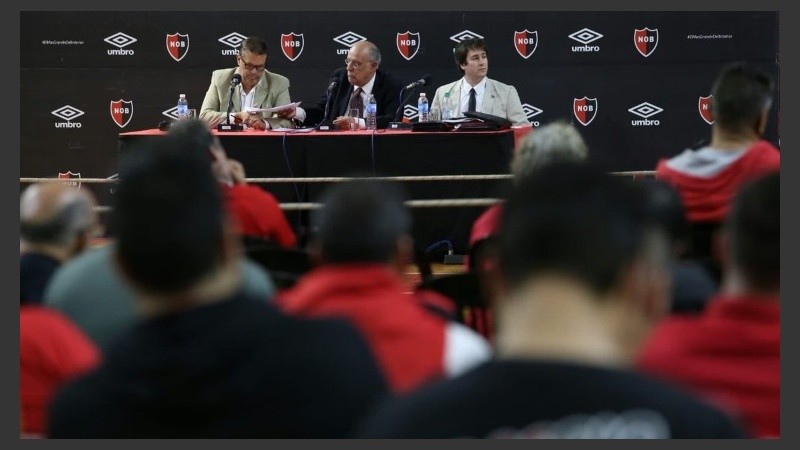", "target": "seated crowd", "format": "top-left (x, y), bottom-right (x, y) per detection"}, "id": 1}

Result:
top-left (20, 61), bottom-right (779, 439)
